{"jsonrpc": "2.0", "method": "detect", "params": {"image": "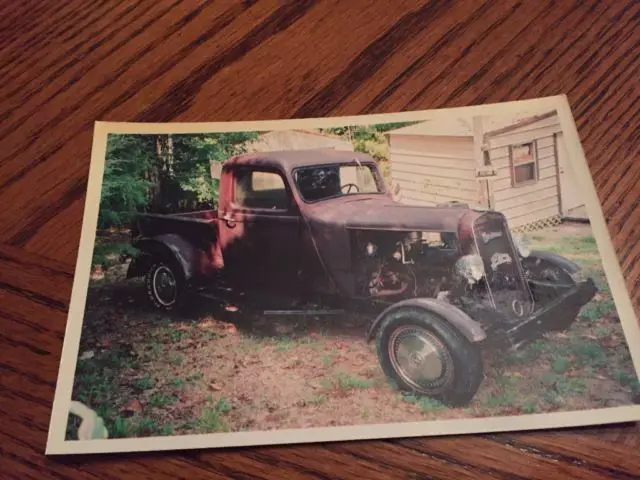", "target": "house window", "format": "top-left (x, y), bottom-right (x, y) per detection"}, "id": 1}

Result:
top-left (234, 169), bottom-right (290, 210)
top-left (509, 141), bottom-right (538, 186)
